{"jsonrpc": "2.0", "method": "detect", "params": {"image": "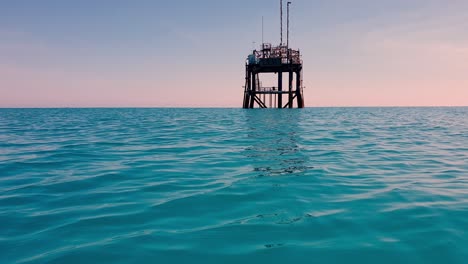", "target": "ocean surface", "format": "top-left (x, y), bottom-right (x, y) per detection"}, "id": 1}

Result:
top-left (1, 107), bottom-right (467, 264)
